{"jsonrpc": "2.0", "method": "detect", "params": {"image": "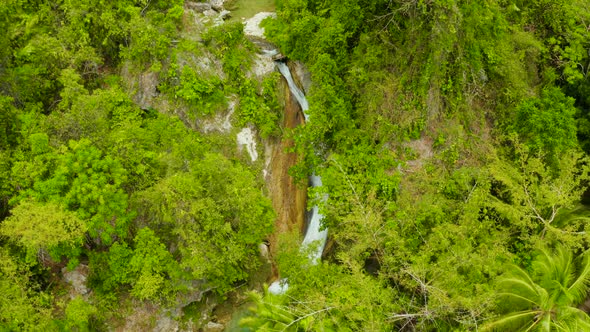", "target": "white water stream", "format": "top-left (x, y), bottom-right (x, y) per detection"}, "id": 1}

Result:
top-left (276, 62), bottom-right (309, 118)
top-left (268, 62), bottom-right (328, 295)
